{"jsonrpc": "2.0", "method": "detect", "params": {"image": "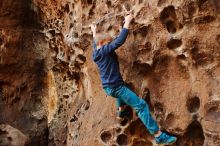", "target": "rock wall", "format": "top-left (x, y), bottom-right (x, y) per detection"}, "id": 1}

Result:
top-left (0, 0), bottom-right (220, 146)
